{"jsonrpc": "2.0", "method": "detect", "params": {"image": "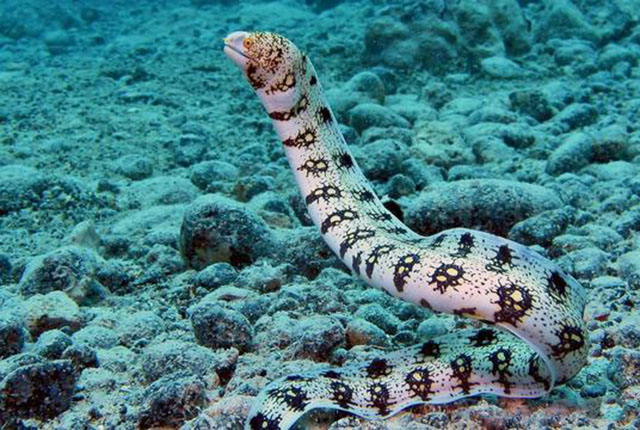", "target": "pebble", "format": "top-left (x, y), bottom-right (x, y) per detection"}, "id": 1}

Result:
top-left (554, 103), bottom-right (598, 132)
top-left (190, 160), bottom-right (239, 191)
top-left (144, 244), bottom-right (186, 278)
top-left (354, 303), bottom-right (401, 335)
top-left (124, 176), bottom-right (199, 208)
top-left (422, 82), bottom-right (453, 110)
top-left (546, 132), bottom-right (594, 175)
top-left (234, 175), bottom-right (274, 201)
top-left (0, 360), bottom-right (76, 421)
top-left (115, 154), bottom-right (153, 180)
top-left (194, 262), bottom-right (238, 290)
top-left (554, 40), bottom-right (596, 66)
top-left (278, 227), bottom-right (343, 280)
top-left (592, 124), bottom-right (630, 162)
top-left (234, 262), bottom-right (288, 293)
top-left (22, 291), bottom-right (83, 338)
top-left (179, 194), bottom-right (275, 270)
top-left (34, 329), bottom-right (73, 360)
top-left (140, 340), bottom-right (222, 384)
top-left (406, 179), bottom-right (562, 237)
top-left (385, 174), bottom-right (416, 199)
top-left (618, 250), bottom-right (640, 288)
top-left (598, 44), bottom-right (638, 70)
top-left (607, 346), bottom-right (640, 389)
top-left (386, 95), bottom-right (437, 124)
top-left (413, 120), bottom-right (475, 168)
top-left (508, 207), bottom-right (574, 246)
top-left (345, 318), bottom-right (391, 348)
top-left (0, 253), bottom-right (11, 284)
top-left (190, 303), bottom-right (253, 352)
top-left (61, 344), bottom-right (99, 372)
top-left (480, 56), bottom-right (524, 79)
top-left (72, 325), bottom-right (120, 350)
top-left (44, 30), bottom-right (76, 55)
top-left (468, 106), bottom-right (518, 125)
top-left (558, 247), bottom-right (610, 279)
top-left (290, 316), bottom-right (345, 361)
top-left (355, 139), bottom-right (407, 180)
top-left (612, 205), bottom-right (640, 237)
top-left (118, 311), bottom-right (165, 348)
top-left (138, 373), bottom-right (207, 429)
top-left (509, 88), bottom-right (555, 122)
top-left (0, 315), bottom-right (25, 359)
top-left (345, 71), bottom-right (386, 103)
top-left (348, 103), bottom-right (410, 133)
top-left (0, 164), bottom-right (46, 214)
top-left (18, 246), bottom-right (106, 304)
top-left (534, 2), bottom-right (598, 42)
